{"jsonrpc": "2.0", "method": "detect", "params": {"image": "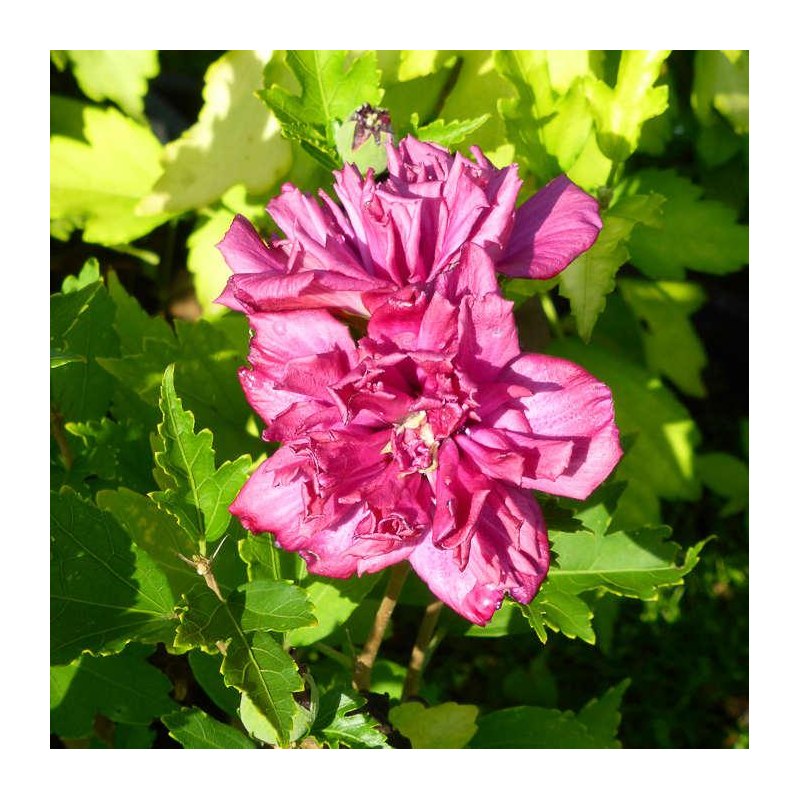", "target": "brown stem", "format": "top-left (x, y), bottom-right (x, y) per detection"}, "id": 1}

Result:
top-left (50, 408), bottom-right (73, 471)
top-left (402, 599), bottom-right (444, 701)
top-left (353, 562), bottom-right (410, 693)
